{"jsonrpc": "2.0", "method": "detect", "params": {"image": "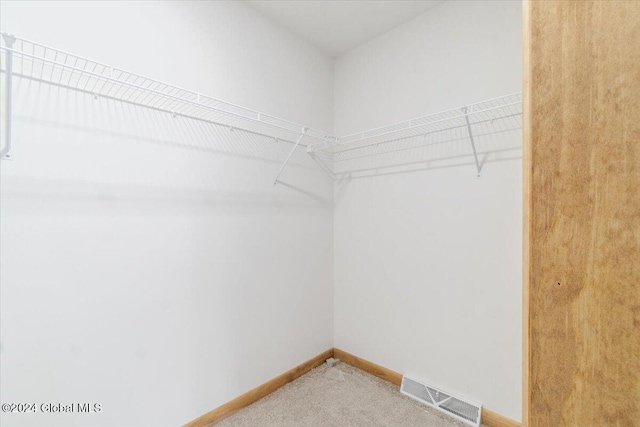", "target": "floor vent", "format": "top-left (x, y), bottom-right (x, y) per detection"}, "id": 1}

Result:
top-left (400, 376), bottom-right (482, 426)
